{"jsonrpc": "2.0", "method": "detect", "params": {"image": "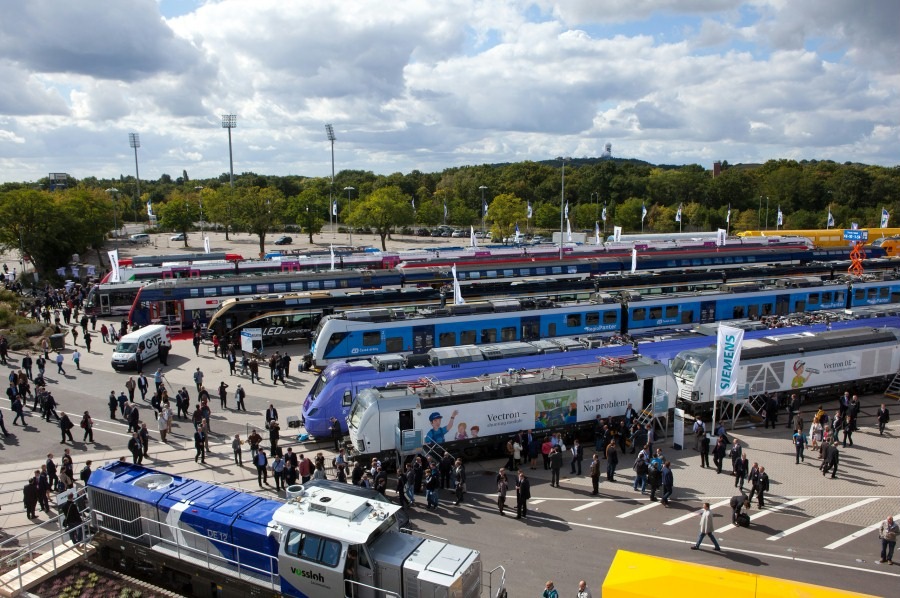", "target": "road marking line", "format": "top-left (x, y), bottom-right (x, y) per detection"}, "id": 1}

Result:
top-left (572, 501), bottom-right (602, 512)
top-left (717, 498), bottom-right (809, 534)
top-left (767, 498), bottom-right (879, 541)
top-left (530, 499), bottom-right (546, 505)
top-left (664, 499), bottom-right (731, 526)
top-left (616, 501), bottom-right (660, 518)
top-left (825, 512), bottom-right (900, 550)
